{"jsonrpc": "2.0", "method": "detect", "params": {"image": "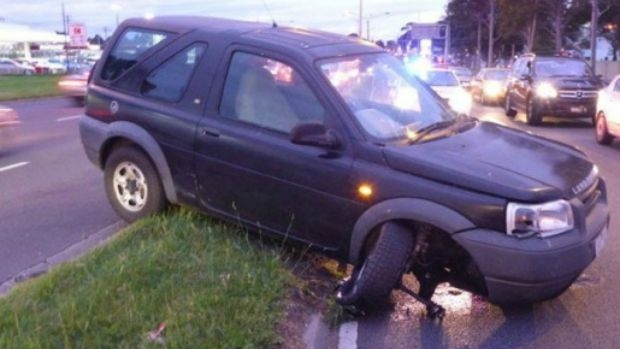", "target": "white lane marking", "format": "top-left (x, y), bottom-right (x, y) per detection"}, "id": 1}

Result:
top-left (57, 115), bottom-right (82, 122)
top-left (338, 321), bottom-right (358, 349)
top-left (0, 161), bottom-right (29, 173)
